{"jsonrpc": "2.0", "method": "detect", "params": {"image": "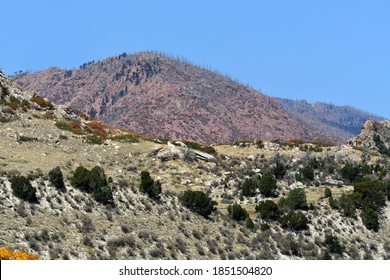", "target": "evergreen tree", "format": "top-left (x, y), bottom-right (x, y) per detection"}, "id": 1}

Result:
top-left (48, 166), bottom-right (65, 190)
top-left (11, 176), bottom-right (38, 203)
top-left (71, 165), bottom-right (91, 192)
top-left (241, 178), bottom-right (256, 197)
top-left (258, 172), bottom-right (277, 197)
top-left (139, 170), bottom-right (161, 199)
top-left (255, 200), bottom-right (280, 220)
top-left (227, 203), bottom-right (249, 221)
top-left (179, 190), bottom-right (217, 218)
